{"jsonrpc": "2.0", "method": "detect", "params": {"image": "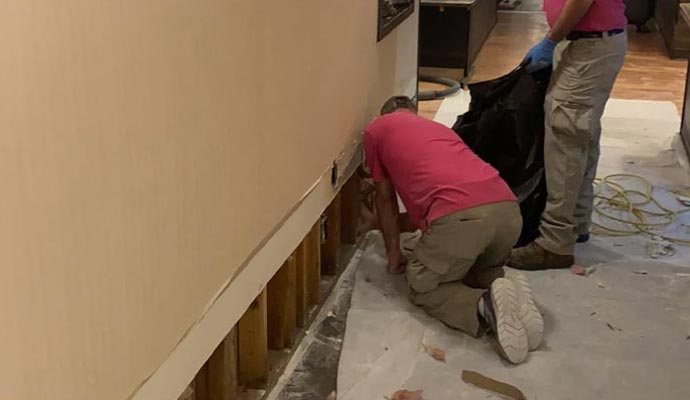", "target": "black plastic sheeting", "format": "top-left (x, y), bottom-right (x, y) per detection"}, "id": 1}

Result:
top-left (452, 65), bottom-right (552, 246)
